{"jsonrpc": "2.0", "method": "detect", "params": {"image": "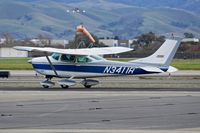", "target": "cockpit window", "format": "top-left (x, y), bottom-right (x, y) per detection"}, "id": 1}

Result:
top-left (52, 53), bottom-right (103, 63)
top-left (52, 53), bottom-right (60, 61)
top-left (61, 54), bottom-right (75, 62)
top-left (59, 54), bottom-right (92, 63)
